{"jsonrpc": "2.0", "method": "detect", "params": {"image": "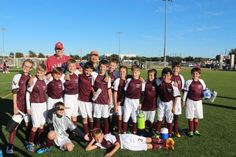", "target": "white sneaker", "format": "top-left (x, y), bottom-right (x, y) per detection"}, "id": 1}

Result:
top-left (6, 145), bottom-right (14, 154)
